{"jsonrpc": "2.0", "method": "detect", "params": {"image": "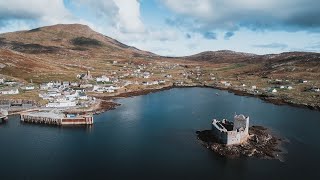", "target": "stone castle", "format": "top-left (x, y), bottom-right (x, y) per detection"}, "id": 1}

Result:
top-left (211, 114), bottom-right (249, 145)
